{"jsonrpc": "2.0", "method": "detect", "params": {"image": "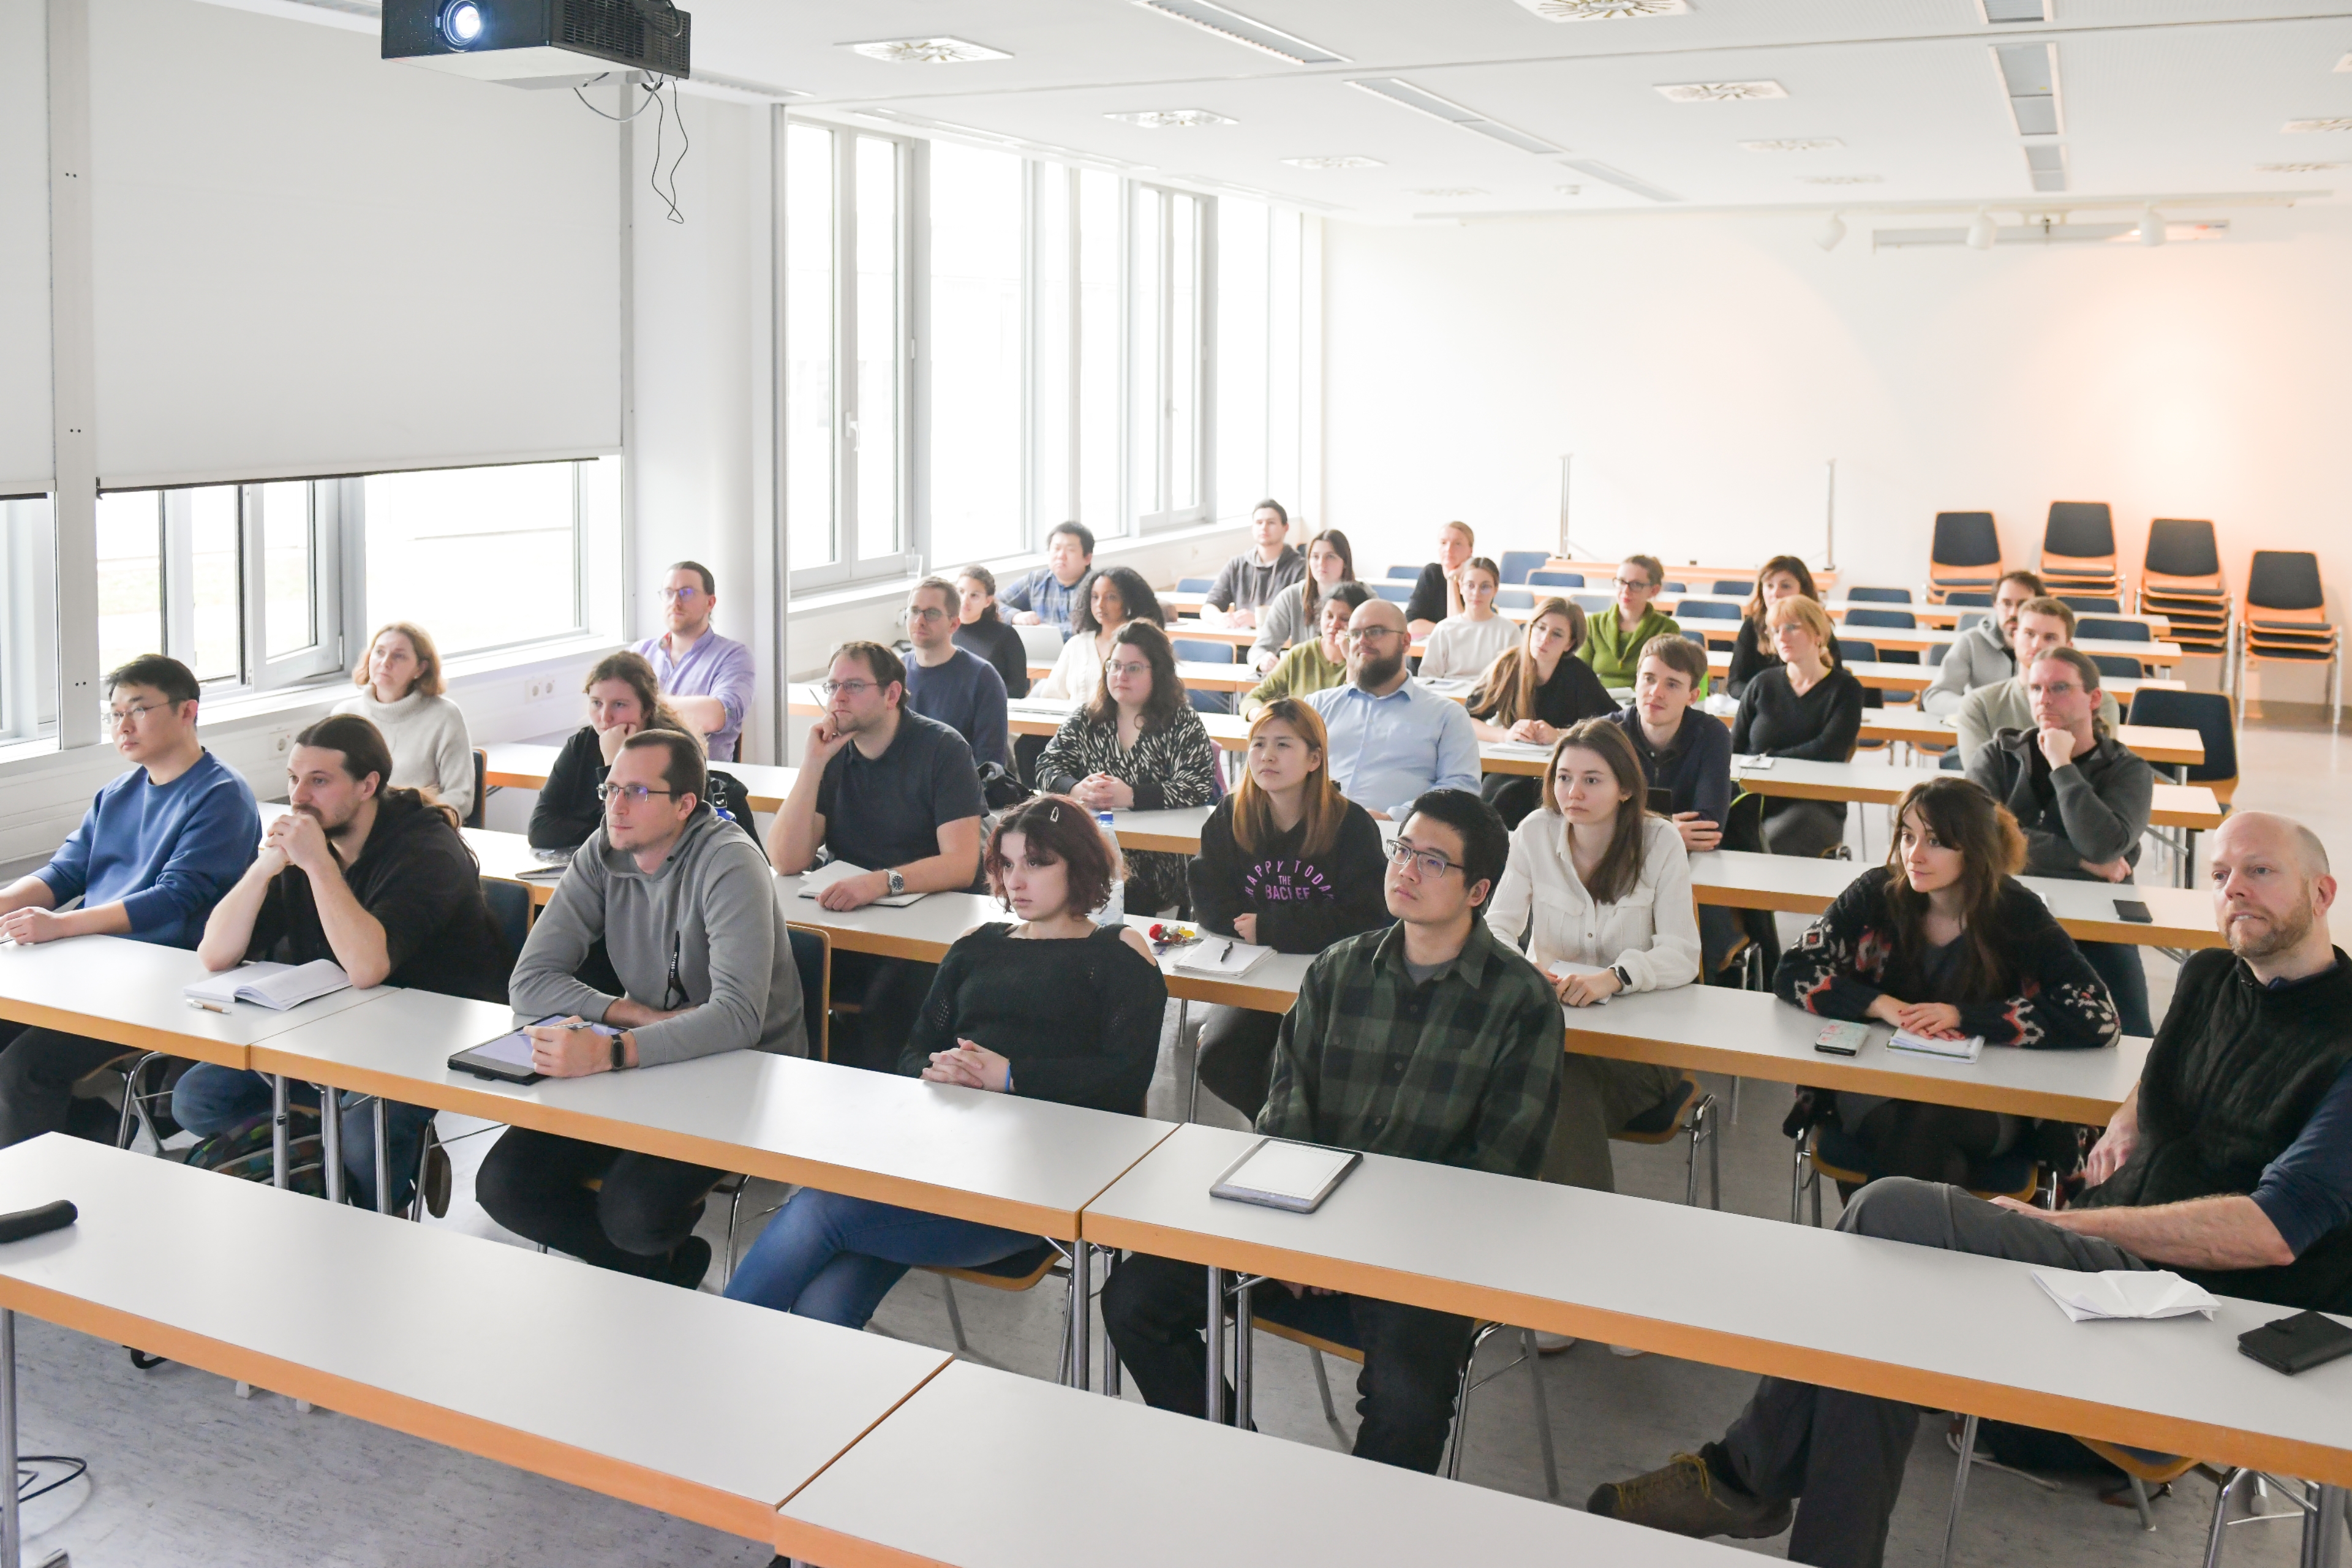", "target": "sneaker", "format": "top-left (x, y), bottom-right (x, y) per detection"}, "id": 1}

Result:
top-left (660, 1235), bottom-right (714, 1290)
top-left (1533, 1331), bottom-right (1578, 1354)
top-left (1608, 1344), bottom-right (1649, 1359)
top-left (1588, 1452), bottom-right (1792, 1540)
